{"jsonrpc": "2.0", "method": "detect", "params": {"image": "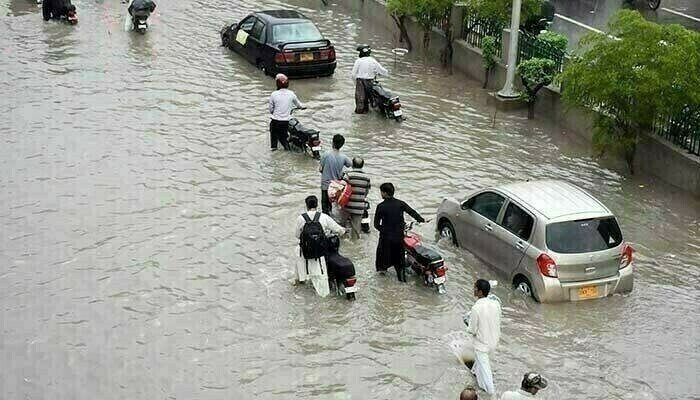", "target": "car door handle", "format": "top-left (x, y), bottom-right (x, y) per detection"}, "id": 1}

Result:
top-left (516, 241), bottom-right (526, 250)
top-left (484, 224), bottom-right (493, 232)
